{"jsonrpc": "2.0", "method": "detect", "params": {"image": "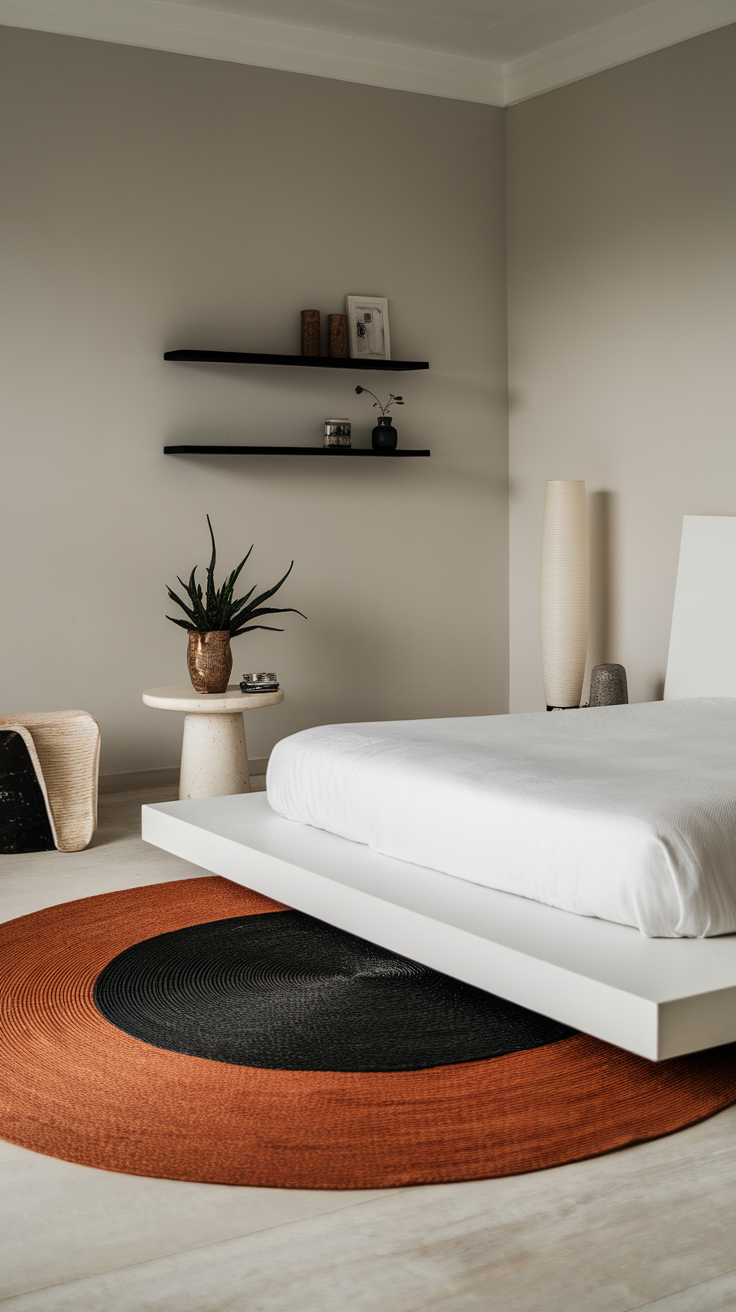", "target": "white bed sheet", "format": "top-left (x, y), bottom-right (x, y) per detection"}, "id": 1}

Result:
top-left (266, 699), bottom-right (736, 938)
